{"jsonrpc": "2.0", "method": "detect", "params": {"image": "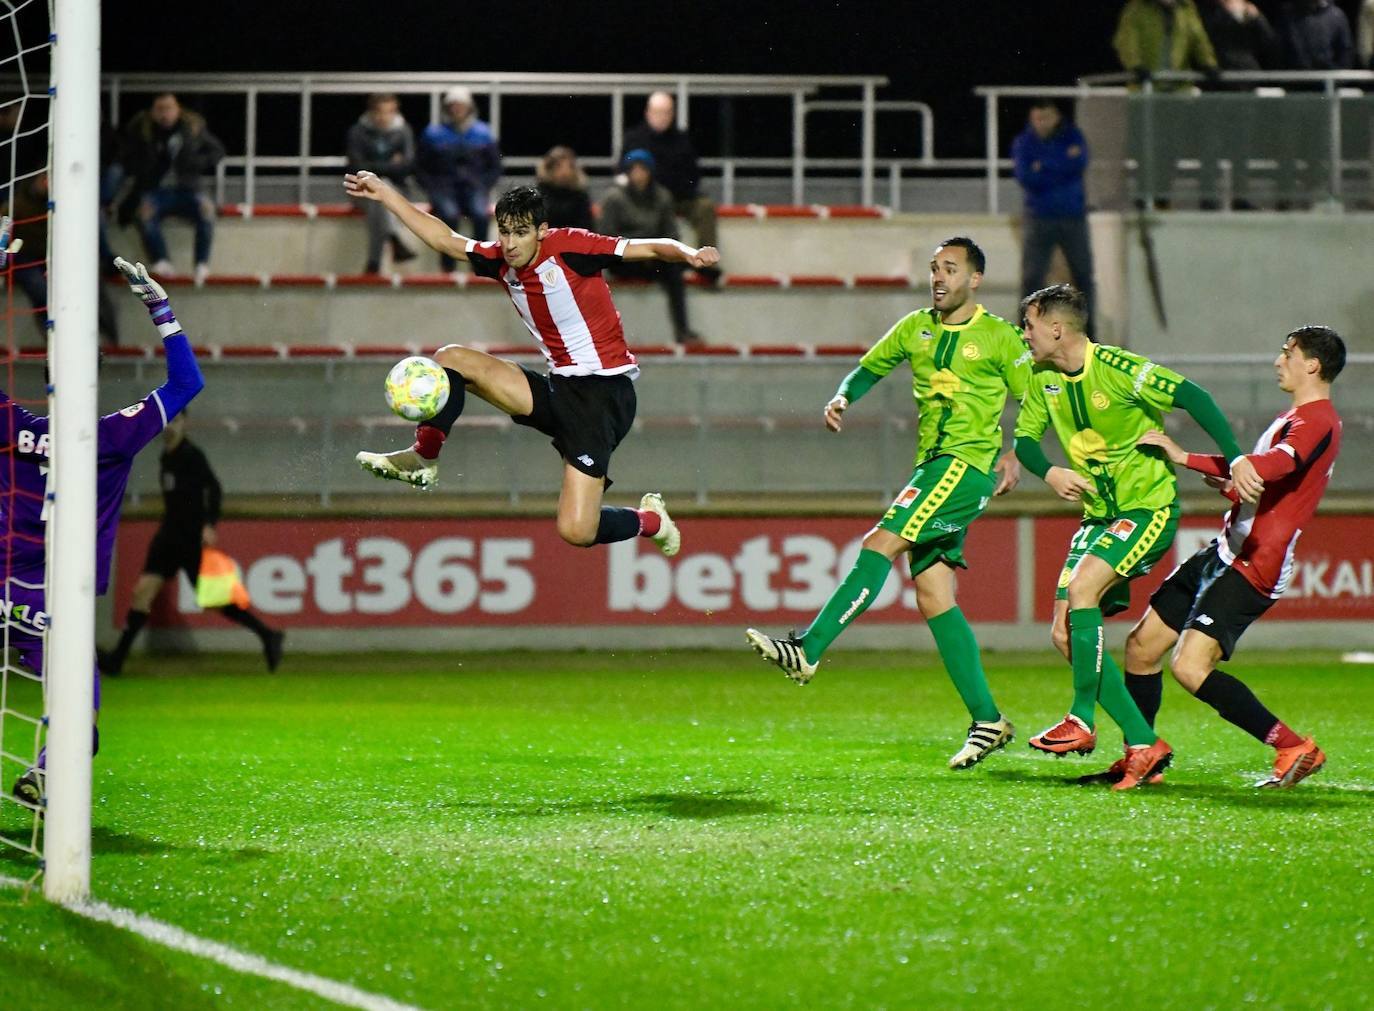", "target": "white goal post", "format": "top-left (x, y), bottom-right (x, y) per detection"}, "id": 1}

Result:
top-left (44, 0), bottom-right (100, 904)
